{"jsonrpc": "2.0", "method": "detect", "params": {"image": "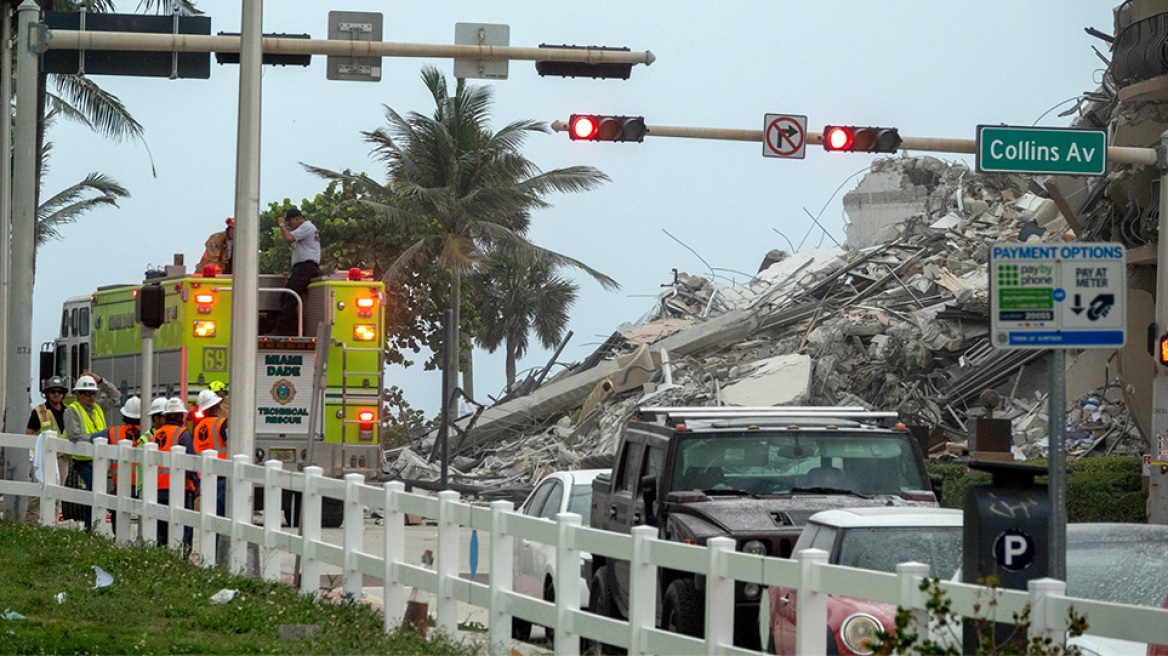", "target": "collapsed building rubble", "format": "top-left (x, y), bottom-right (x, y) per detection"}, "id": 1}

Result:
top-left (387, 155), bottom-right (1149, 501)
